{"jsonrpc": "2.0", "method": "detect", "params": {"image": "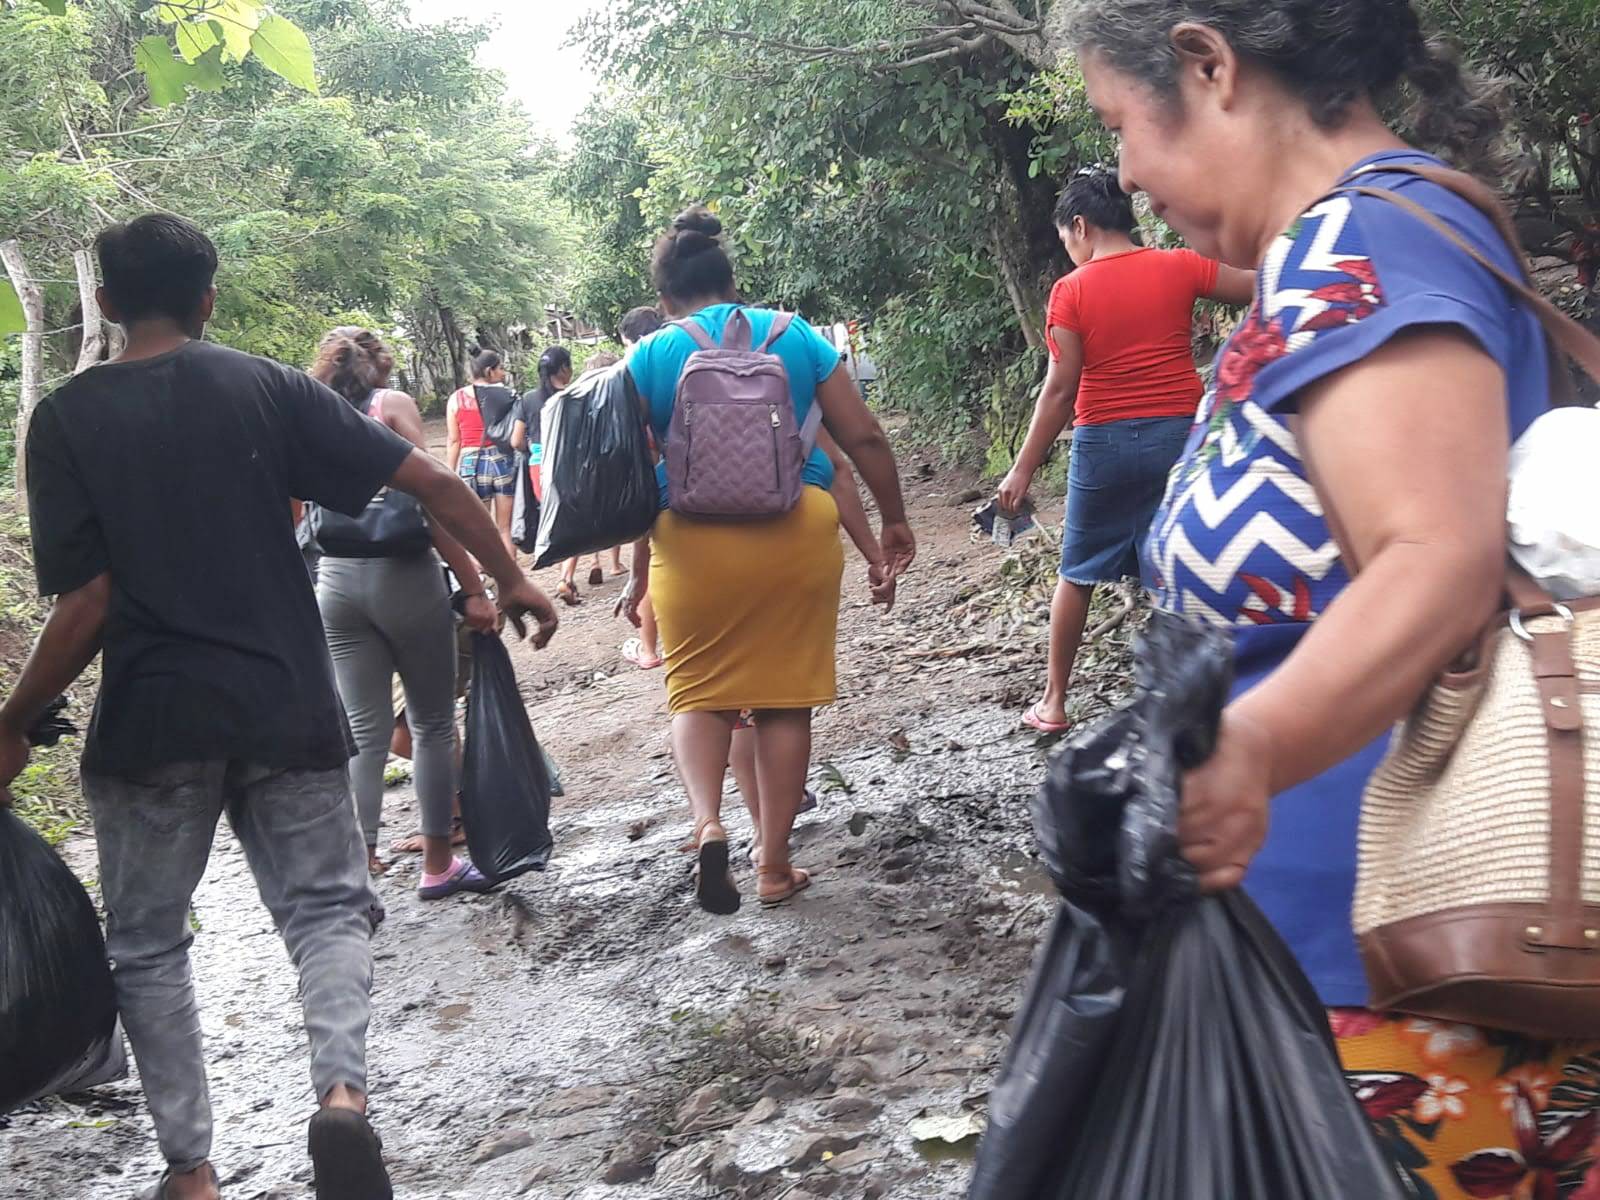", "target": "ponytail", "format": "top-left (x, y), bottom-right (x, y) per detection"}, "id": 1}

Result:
top-left (1403, 35), bottom-right (1510, 182)
top-left (537, 345), bottom-right (572, 394)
